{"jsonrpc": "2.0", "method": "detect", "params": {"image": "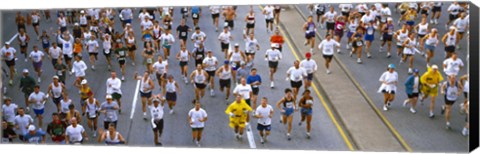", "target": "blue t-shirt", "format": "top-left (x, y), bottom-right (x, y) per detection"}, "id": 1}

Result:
top-left (247, 75), bottom-right (262, 86)
top-left (23, 130), bottom-right (46, 144)
top-left (191, 7), bottom-right (200, 14)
